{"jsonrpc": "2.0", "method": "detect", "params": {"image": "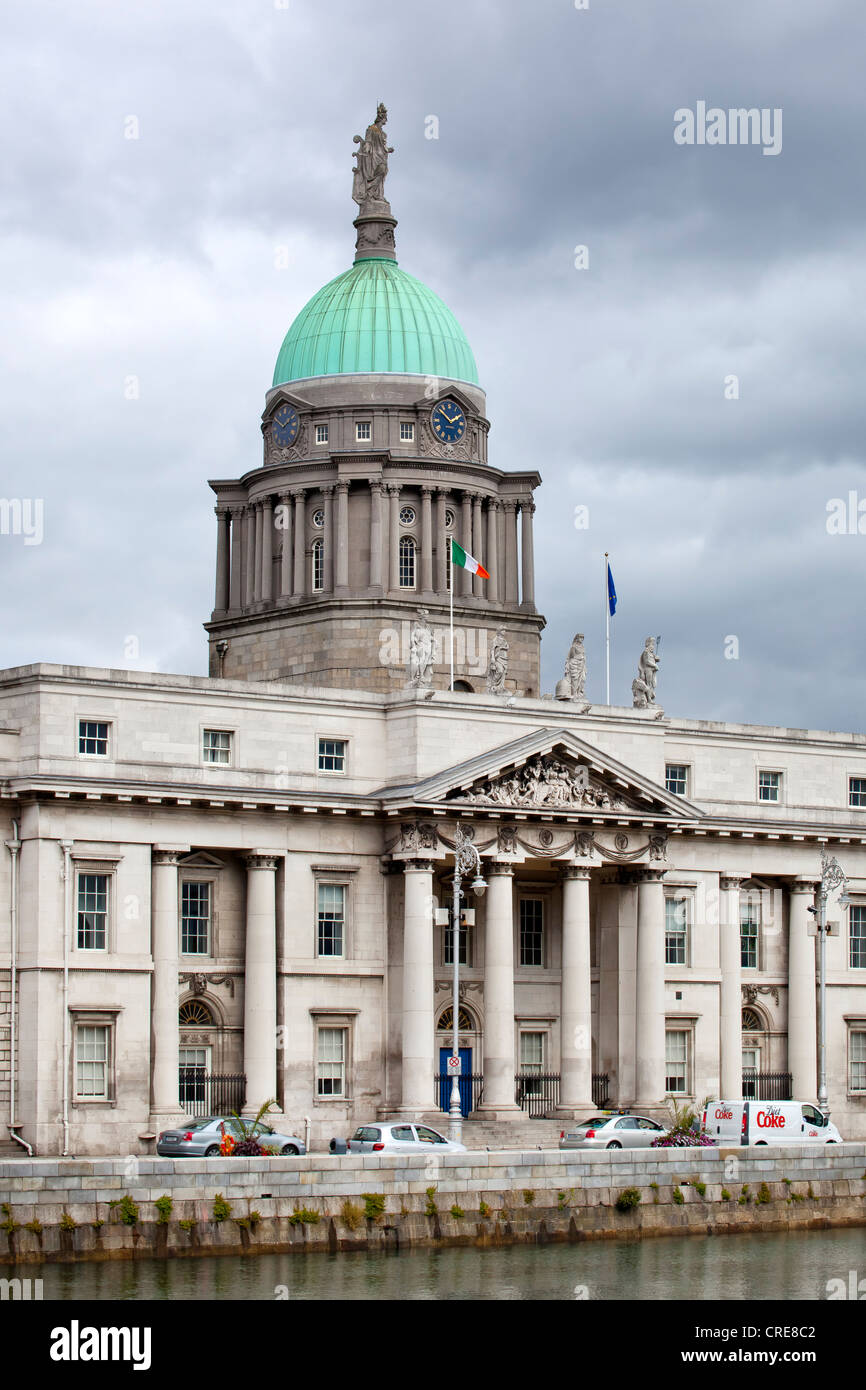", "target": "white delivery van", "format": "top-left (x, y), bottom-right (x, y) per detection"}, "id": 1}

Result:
top-left (702, 1100), bottom-right (843, 1145)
